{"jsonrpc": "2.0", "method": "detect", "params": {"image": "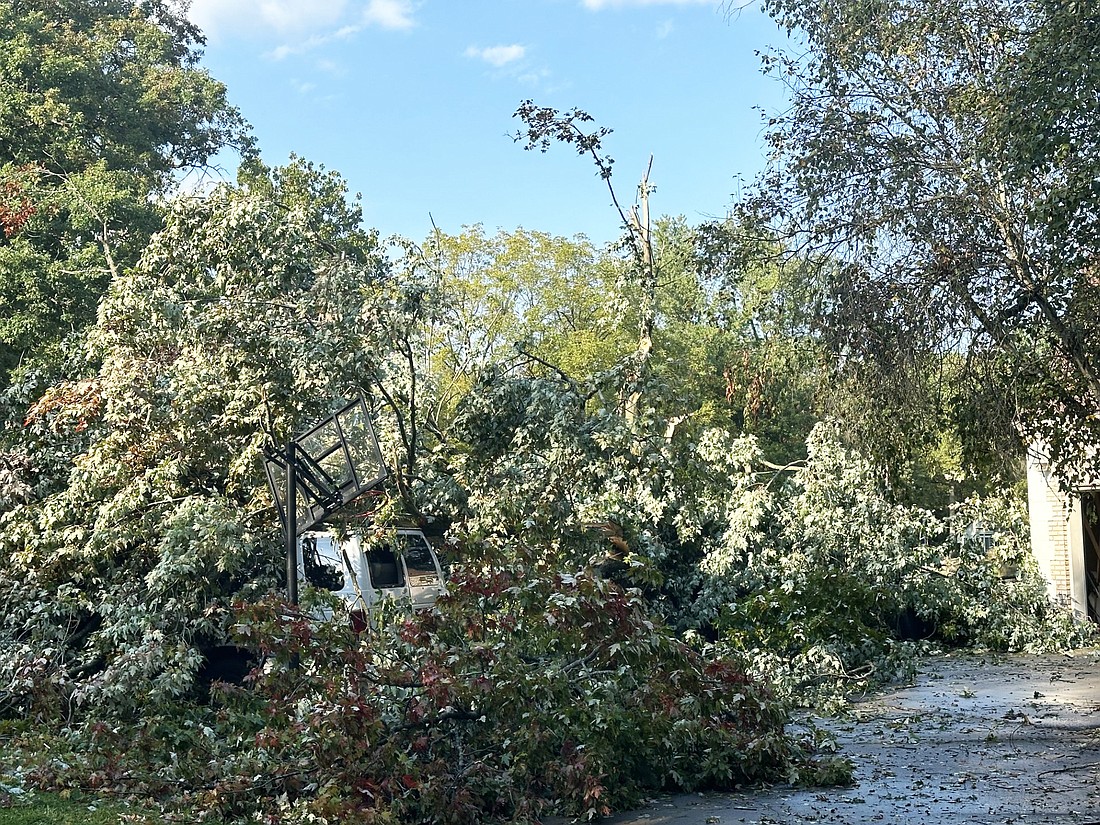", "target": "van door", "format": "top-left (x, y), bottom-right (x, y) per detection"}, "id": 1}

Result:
top-left (398, 530), bottom-right (445, 609)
